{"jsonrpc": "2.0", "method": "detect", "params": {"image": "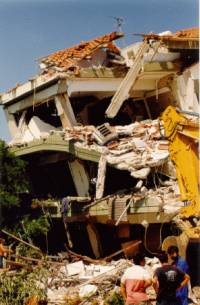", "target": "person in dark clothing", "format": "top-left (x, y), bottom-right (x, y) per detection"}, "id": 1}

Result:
top-left (60, 197), bottom-right (70, 215)
top-left (153, 252), bottom-right (190, 305)
top-left (60, 197), bottom-right (70, 224)
top-left (167, 246), bottom-right (189, 305)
